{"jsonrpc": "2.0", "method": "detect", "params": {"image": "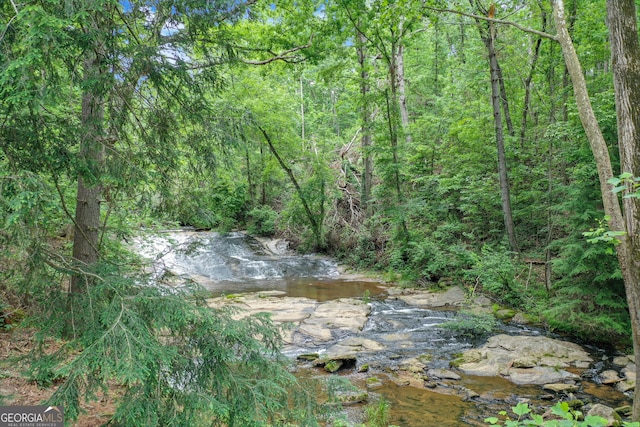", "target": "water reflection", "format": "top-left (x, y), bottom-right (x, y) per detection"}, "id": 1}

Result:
top-left (208, 278), bottom-right (388, 302)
